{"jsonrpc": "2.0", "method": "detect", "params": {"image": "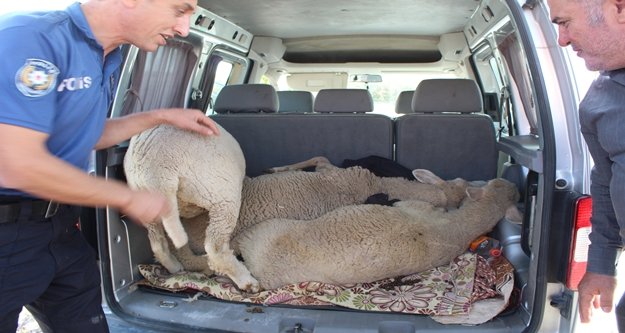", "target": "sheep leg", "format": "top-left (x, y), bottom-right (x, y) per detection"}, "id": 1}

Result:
top-left (161, 194), bottom-right (189, 249)
top-left (147, 223), bottom-right (184, 273)
top-left (266, 156), bottom-right (333, 173)
top-left (174, 245), bottom-right (214, 276)
top-left (203, 203), bottom-right (260, 293)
